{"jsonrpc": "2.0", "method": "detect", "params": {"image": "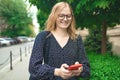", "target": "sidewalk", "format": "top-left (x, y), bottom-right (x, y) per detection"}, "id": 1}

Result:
top-left (0, 54), bottom-right (31, 80)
